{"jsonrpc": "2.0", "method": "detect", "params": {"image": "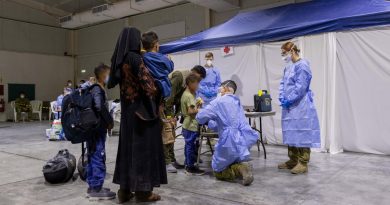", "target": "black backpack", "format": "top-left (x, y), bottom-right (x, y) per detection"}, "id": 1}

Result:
top-left (62, 85), bottom-right (100, 144)
top-left (42, 149), bottom-right (76, 184)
